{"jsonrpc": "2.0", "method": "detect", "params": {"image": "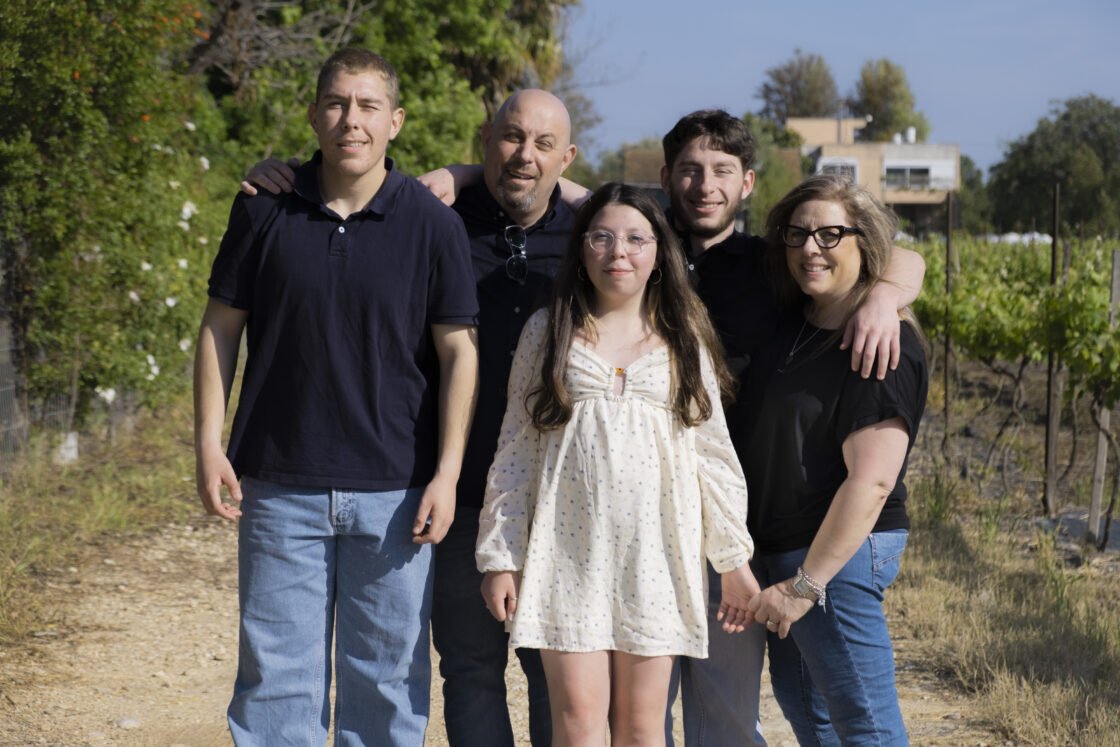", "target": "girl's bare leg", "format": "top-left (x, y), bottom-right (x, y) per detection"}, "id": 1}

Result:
top-left (540, 649), bottom-right (612, 747)
top-left (609, 652), bottom-right (674, 747)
